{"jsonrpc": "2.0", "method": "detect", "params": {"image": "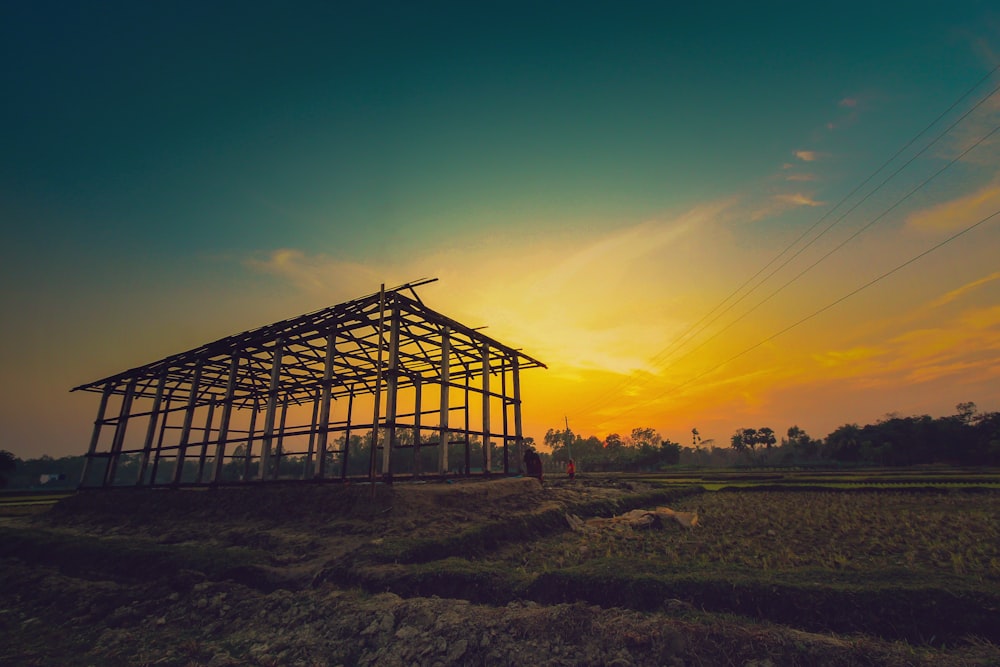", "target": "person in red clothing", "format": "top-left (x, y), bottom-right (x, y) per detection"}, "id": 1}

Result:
top-left (566, 459), bottom-right (576, 480)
